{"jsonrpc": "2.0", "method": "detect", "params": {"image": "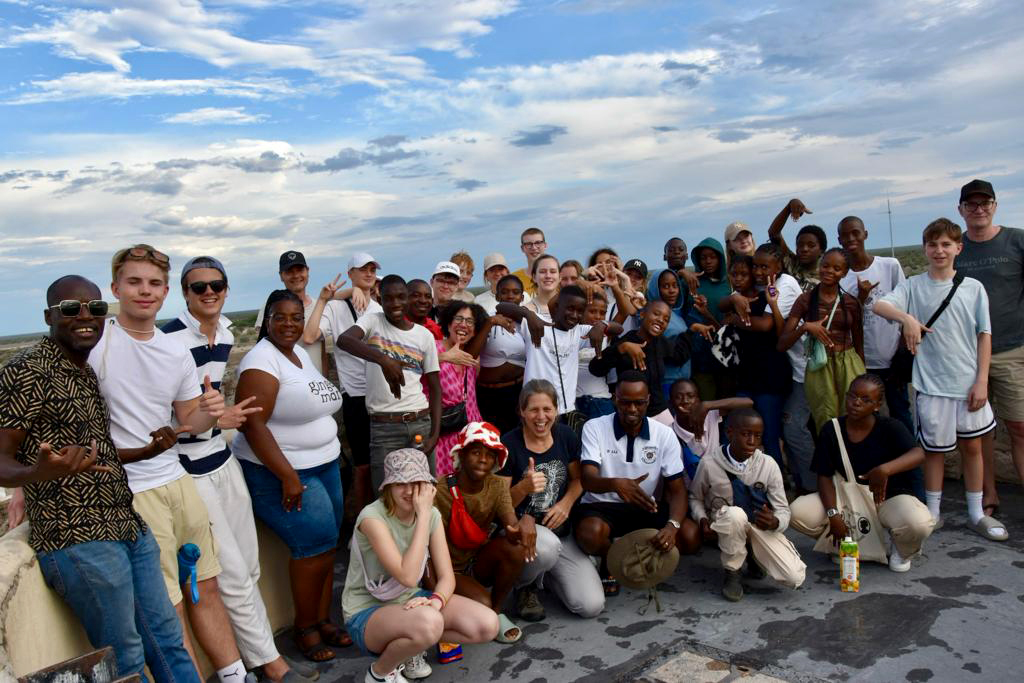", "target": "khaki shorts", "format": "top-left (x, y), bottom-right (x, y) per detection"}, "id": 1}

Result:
top-left (132, 475), bottom-right (221, 605)
top-left (989, 346), bottom-right (1024, 422)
